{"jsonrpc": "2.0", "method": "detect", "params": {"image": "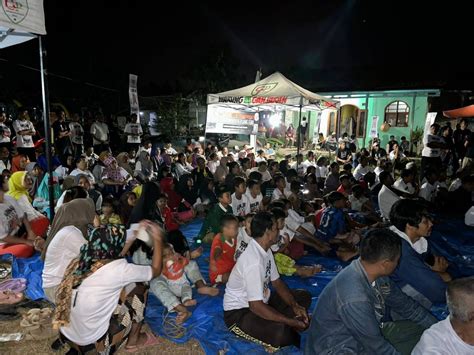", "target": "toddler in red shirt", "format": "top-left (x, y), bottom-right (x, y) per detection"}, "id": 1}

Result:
top-left (209, 215), bottom-right (239, 285)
